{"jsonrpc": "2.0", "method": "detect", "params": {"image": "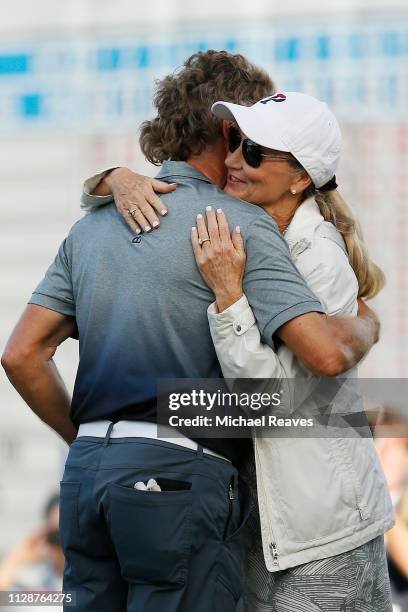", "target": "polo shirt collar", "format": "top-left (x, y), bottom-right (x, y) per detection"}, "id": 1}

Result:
top-left (156, 161), bottom-right (213, 184)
